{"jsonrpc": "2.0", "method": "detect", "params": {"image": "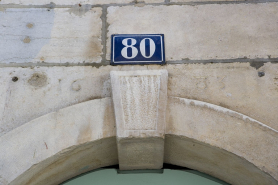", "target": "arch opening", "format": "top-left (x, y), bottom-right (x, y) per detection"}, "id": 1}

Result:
top-left (1, 97), bottom-right (277, 185)
top-left (61, 165), bottom-right (229, 185)
top-left (10, 135), bottom-right (277, 185)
